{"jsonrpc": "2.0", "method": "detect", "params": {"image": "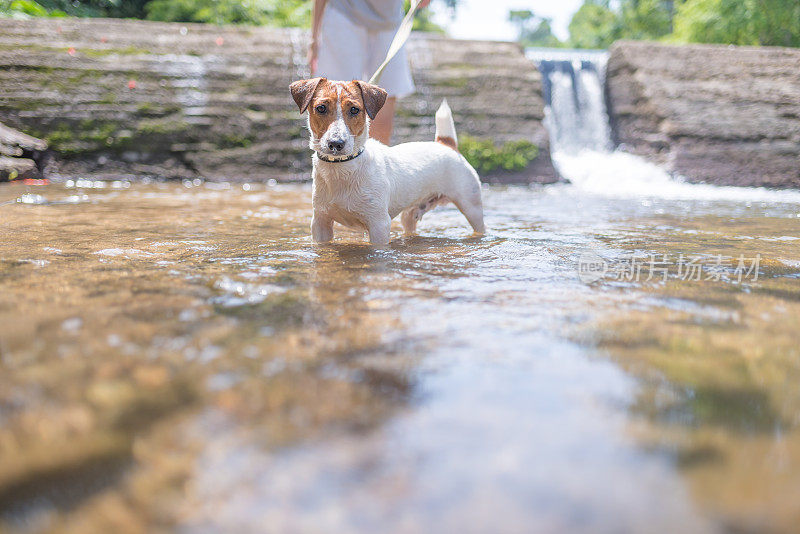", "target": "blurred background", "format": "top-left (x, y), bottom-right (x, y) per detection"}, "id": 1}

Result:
top-left (2, 0), bottom-right (798, 48)
top-left (2, 0), bottom-right (797, 185)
